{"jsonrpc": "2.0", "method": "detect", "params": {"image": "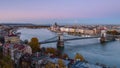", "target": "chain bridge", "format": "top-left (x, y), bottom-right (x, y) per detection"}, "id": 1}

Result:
top-left (40, 34), bottom-right (100, 44)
